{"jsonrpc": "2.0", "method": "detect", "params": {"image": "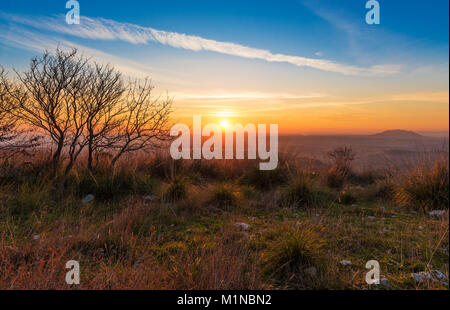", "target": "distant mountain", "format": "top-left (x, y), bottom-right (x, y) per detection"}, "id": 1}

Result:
top-left (371, 130), bottom-right (424, 138)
